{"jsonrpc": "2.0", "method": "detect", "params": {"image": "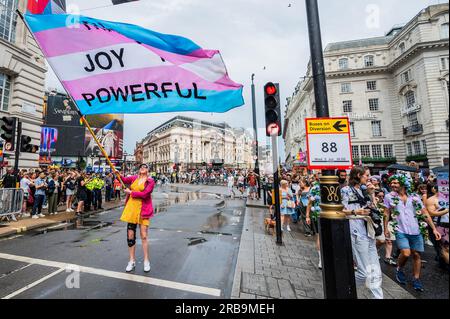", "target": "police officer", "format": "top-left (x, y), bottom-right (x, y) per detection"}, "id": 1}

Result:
top-left (93, 174), bottom-right (104, 210)
top-left (85, 173), bottom-right (95, 212)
